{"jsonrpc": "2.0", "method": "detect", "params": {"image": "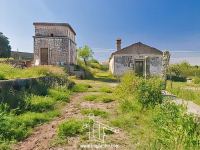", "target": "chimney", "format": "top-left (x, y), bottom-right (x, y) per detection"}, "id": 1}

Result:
top-left (116, 38), bottom-right (121, 51)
